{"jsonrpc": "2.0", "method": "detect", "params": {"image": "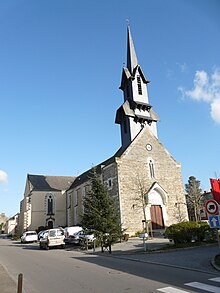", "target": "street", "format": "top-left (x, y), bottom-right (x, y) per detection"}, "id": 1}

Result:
top-left (0, 238), bottom-right (219, 293)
